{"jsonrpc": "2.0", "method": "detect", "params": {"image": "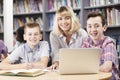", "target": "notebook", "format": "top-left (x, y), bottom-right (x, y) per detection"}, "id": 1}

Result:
top-left (58, 48), bottom-right (100, 74)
